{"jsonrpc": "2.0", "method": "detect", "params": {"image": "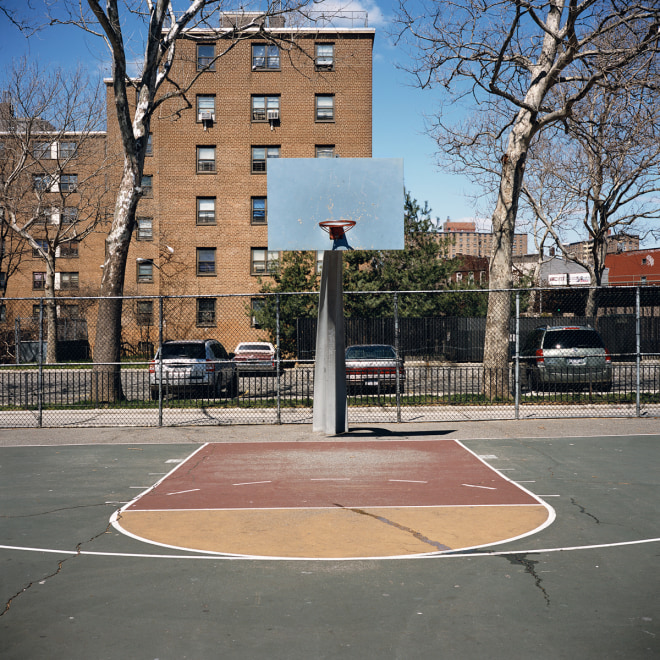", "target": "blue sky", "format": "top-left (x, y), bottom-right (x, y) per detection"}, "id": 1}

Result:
top-left (0, 1), bottom-right (481, 230)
